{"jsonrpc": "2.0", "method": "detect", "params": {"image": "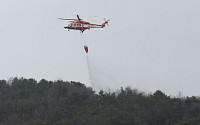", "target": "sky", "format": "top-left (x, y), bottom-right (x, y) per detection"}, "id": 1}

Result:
top-left (0, 0), bottom-right (200, 96)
